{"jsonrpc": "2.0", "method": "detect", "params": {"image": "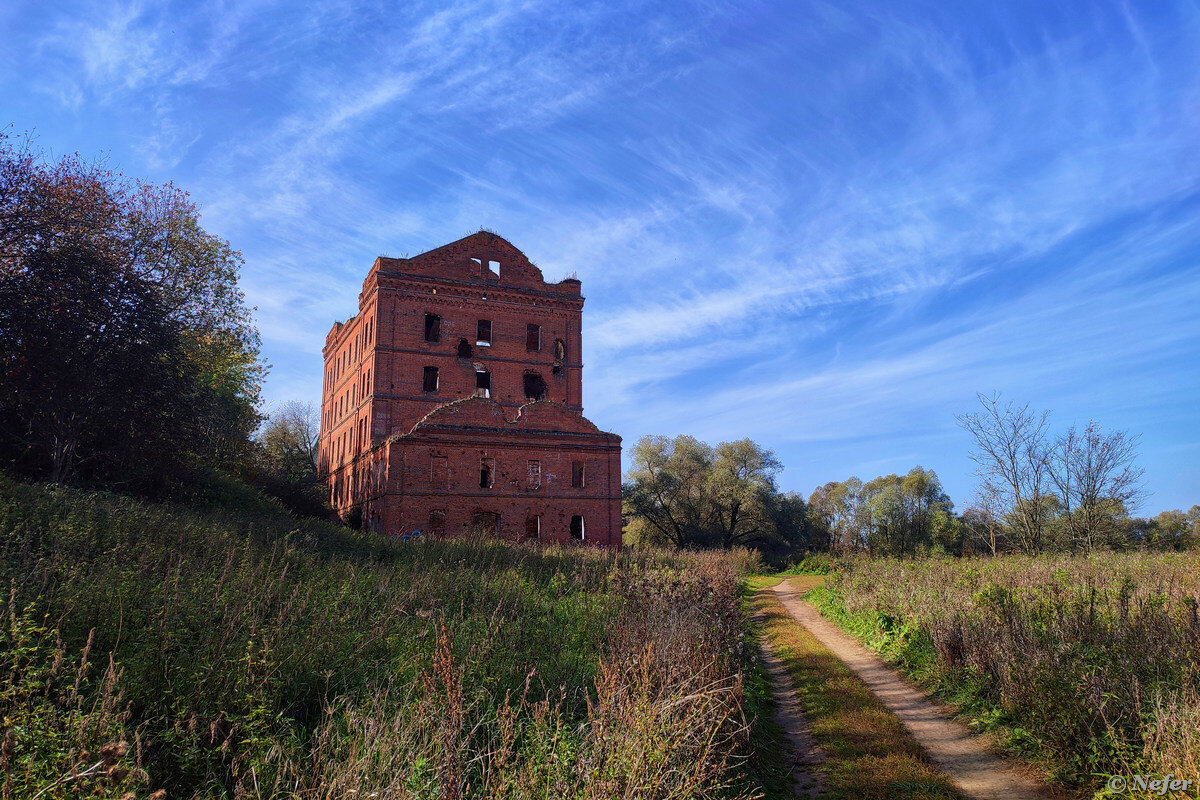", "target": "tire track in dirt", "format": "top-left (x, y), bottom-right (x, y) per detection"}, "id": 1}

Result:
top-left (756, 626), bottom-right (826, 797)
top-left (772, 579), bottom-right (1052, 800)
